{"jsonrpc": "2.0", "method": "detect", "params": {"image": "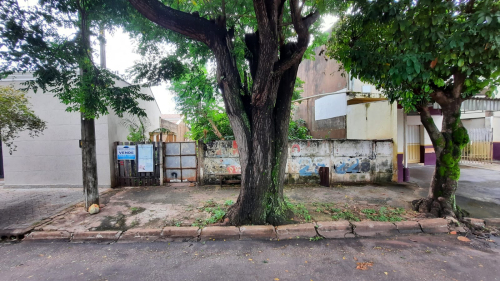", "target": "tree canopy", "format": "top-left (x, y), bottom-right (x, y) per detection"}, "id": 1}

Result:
top-left (327, 0), bottom-right (500, 110)
top-left (0, 0), bottom-right (154, 119)
top-left (0, 85), bottom-right (46, 154)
